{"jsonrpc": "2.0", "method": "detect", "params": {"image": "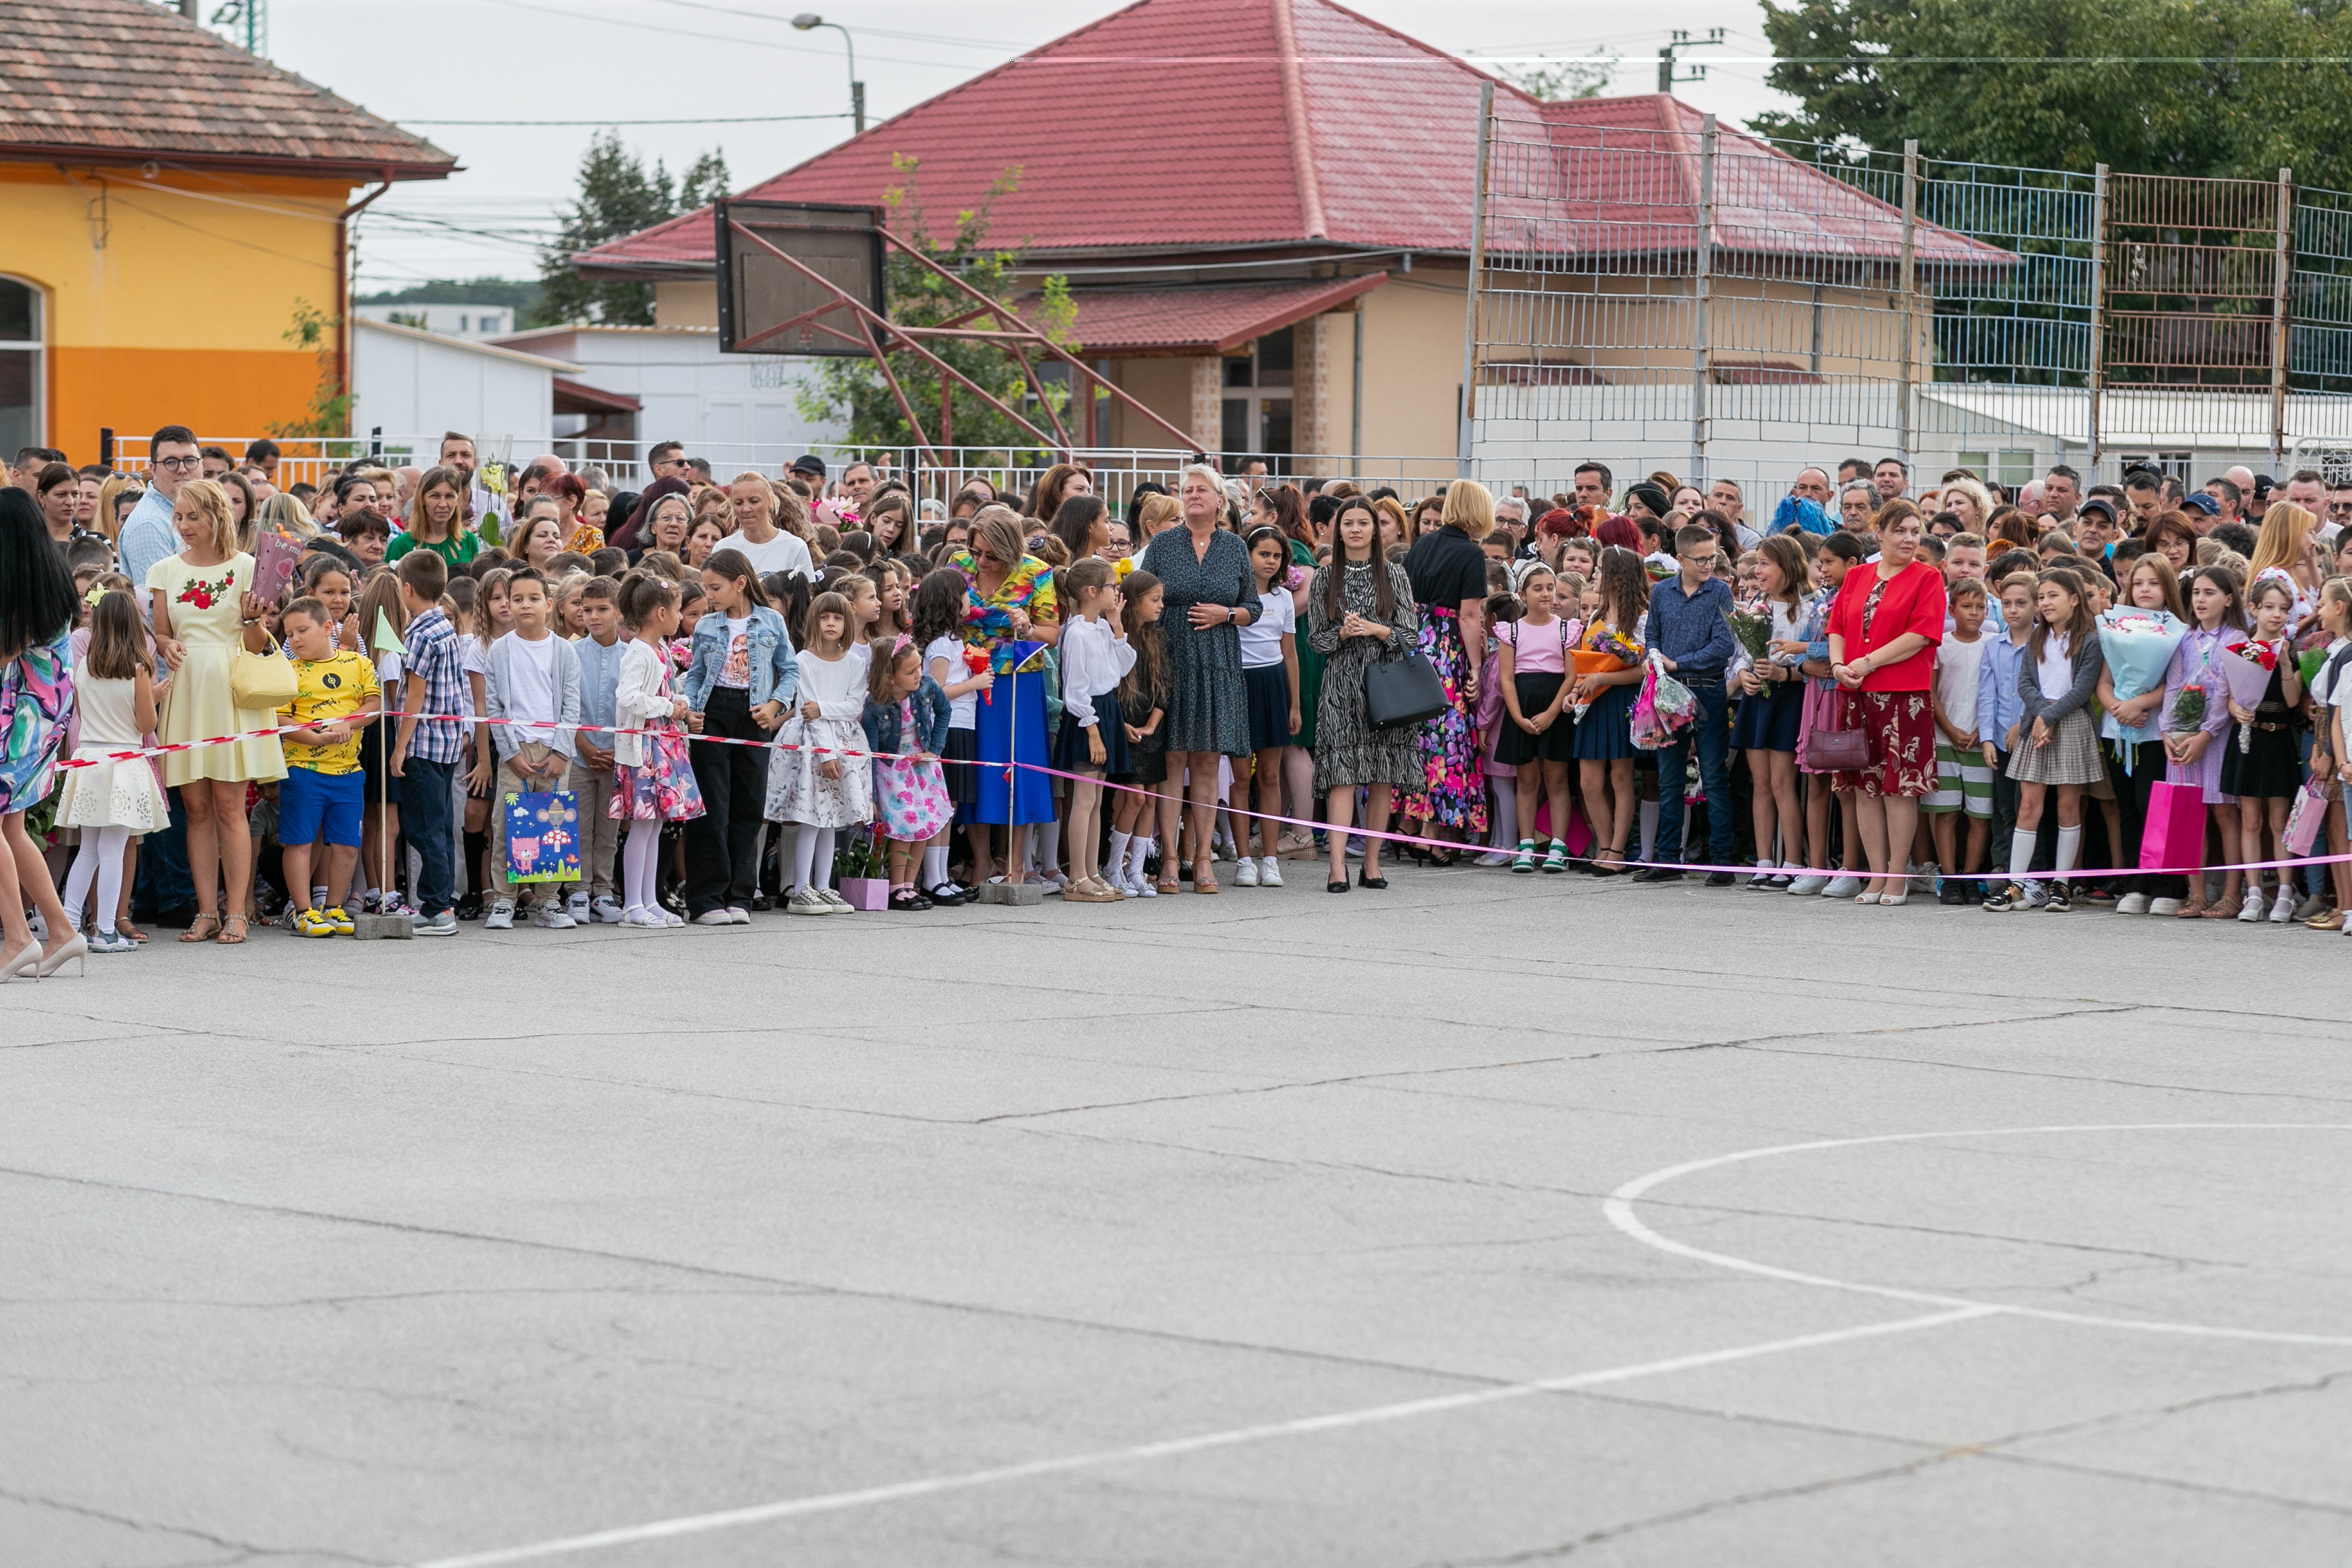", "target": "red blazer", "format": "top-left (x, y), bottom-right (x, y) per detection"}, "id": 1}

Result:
top-left (1826, 560), bottom-right (1945, 691)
